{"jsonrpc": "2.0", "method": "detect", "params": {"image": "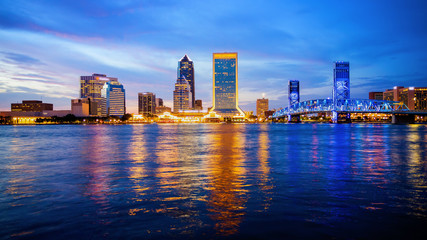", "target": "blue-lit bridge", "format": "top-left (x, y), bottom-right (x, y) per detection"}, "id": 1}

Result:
top-left (272, 62), bottom-right (427, 123)
top-left (272, 98), bottom-right (427, 123)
